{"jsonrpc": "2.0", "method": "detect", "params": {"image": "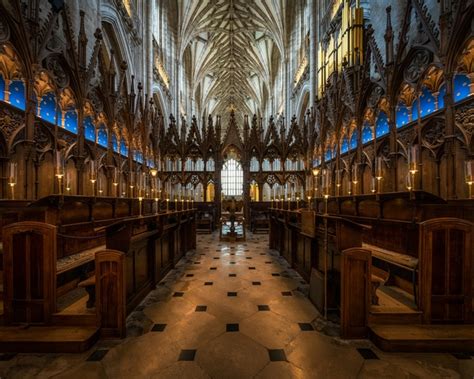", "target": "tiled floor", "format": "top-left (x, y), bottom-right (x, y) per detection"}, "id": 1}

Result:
top-left (1, 232), bottom-right (473, 378)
